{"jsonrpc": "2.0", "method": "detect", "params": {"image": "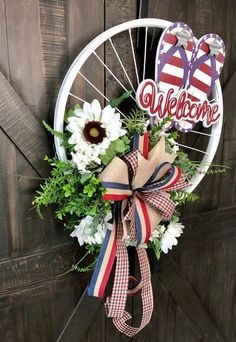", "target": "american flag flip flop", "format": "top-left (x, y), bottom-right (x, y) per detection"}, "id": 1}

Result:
top-left (176, 33), bottom-right (226, 132)
top-left (155, 22), bottom-right (196, 129)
